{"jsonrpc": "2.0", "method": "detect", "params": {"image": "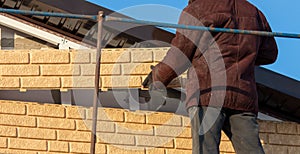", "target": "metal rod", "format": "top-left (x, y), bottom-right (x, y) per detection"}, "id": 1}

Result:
top-left (90, 11), bottom-right (104, 154)
top-left (105, 16), bottom-right (300, 39)
top-left (0, 8), bottom-right (97, 20)
top-left (1, 8), bottom-right (300, 39)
